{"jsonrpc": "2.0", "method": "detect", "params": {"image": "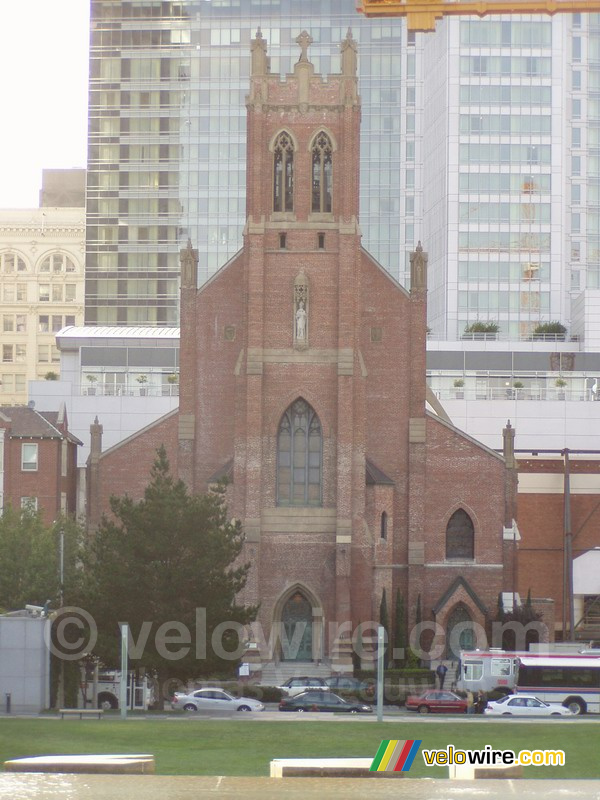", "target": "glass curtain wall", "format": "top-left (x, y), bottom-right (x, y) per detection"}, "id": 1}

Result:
top-left (85, 0), bottom-right (411, 325)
